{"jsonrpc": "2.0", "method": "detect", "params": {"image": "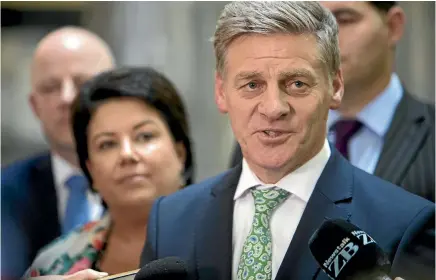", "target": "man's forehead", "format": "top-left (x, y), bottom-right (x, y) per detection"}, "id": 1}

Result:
top-left (32, 49), bottom-right (111, 79)
top-left (32, 59), bottom-right (105, 86)
top-left (35, 44), bottom-right (106, 65)
top-left (224, 35), bottom-right (325, 78)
